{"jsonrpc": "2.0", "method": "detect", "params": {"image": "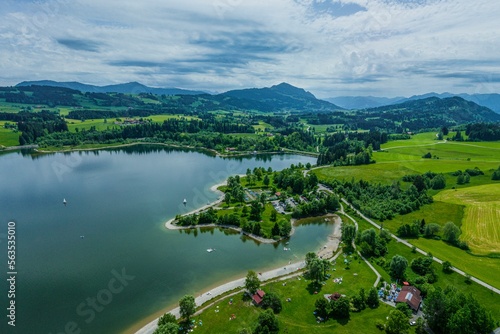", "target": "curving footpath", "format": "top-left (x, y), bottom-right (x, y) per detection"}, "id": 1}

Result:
top-left (135, 262), bottom-right (307, 334)
top-left (339, 198), bottom-right (500, 295)
top-left (338, 203), bottom-right (382, 288)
